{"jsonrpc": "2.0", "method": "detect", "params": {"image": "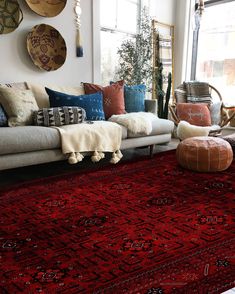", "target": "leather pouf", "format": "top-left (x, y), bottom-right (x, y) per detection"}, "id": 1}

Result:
top-left (176, 136), bottom-right (233, 172)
